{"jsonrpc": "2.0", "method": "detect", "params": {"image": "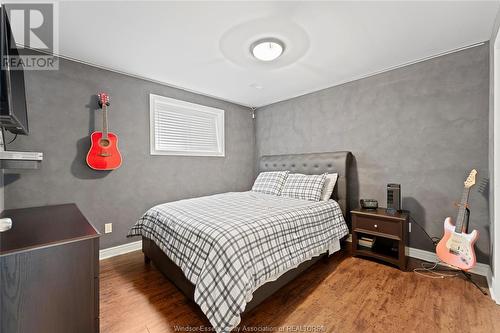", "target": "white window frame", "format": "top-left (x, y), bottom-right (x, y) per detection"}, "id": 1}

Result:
top-left (149, 94), bottom-right (225, 157)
